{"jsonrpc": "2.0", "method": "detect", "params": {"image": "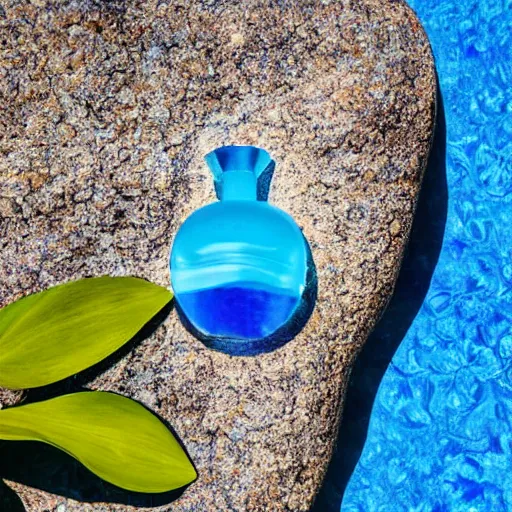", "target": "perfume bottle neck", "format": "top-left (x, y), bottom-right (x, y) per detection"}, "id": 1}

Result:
top-left (220, 170), bottom-right (257, 201)
top-left (205, 145), bottom-right (275, 202)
